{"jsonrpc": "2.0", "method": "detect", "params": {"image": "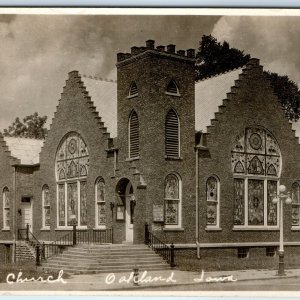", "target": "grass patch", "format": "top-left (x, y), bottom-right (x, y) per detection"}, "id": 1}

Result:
top-left (0, 261), bottom-right (70, 283)
top-left (175, 252), bottom-right (300, 272)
